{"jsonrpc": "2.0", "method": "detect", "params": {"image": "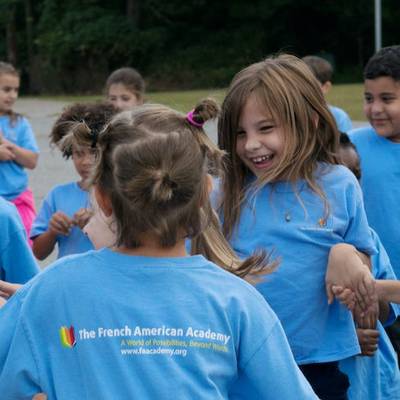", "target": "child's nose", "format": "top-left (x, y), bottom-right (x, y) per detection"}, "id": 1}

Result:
top-left (83, 153), bottom-right (95, 164)
top-left (370, 100), bottom-right (383, 114)
top-left (244, 133), bottom-right (261, 152)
